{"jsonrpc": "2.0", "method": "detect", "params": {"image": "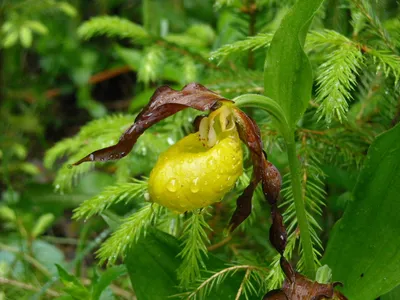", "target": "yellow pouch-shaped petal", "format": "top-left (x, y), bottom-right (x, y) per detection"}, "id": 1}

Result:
top-left (148, 131), bottom-right (243, 213)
